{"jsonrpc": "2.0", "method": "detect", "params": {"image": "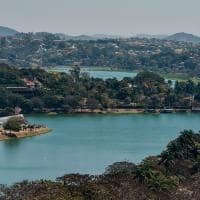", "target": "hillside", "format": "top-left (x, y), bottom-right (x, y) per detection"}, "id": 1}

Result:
top-left (1, 32), bottom-right (200, 75)
top-left (0, 26), bottom-right (18, 36)
top-left (135, 34), bottom-right (168, 39)
top-left (56, 33), bottom-right (121, 40)
top-left (166, 32), bottom-right (200, 44)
